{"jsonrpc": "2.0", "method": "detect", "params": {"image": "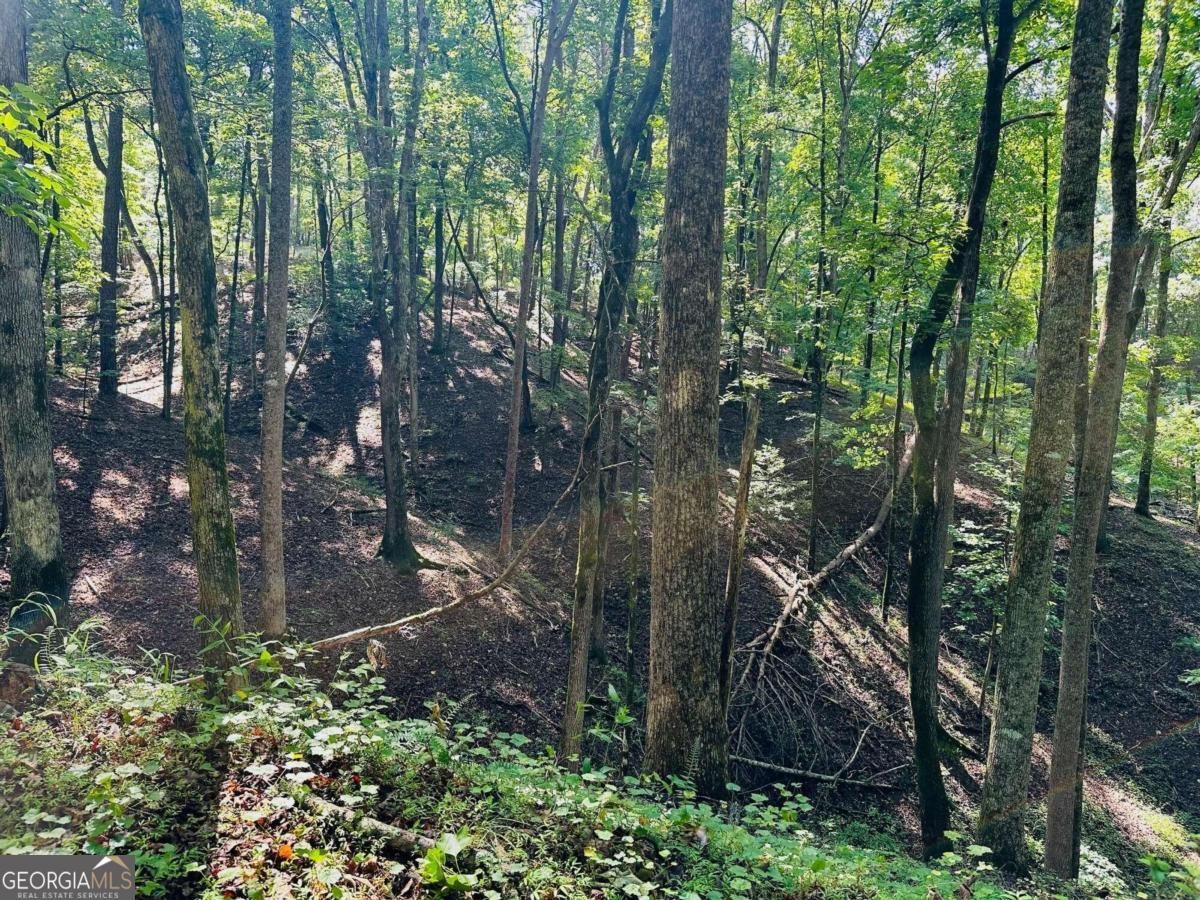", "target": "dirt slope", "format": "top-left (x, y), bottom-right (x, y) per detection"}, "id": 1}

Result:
top-left (4, 286), bottom-right (1198, 882)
